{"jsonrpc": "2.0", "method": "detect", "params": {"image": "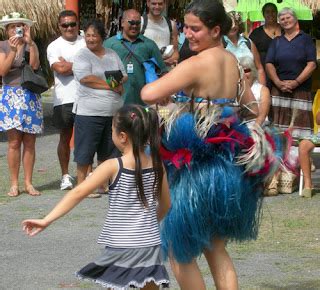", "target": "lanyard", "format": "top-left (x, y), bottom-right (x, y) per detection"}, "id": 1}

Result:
top-left (122, 41), bottom-right (138, 63)
top-left (121, 40), bottom-right (143, 65)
